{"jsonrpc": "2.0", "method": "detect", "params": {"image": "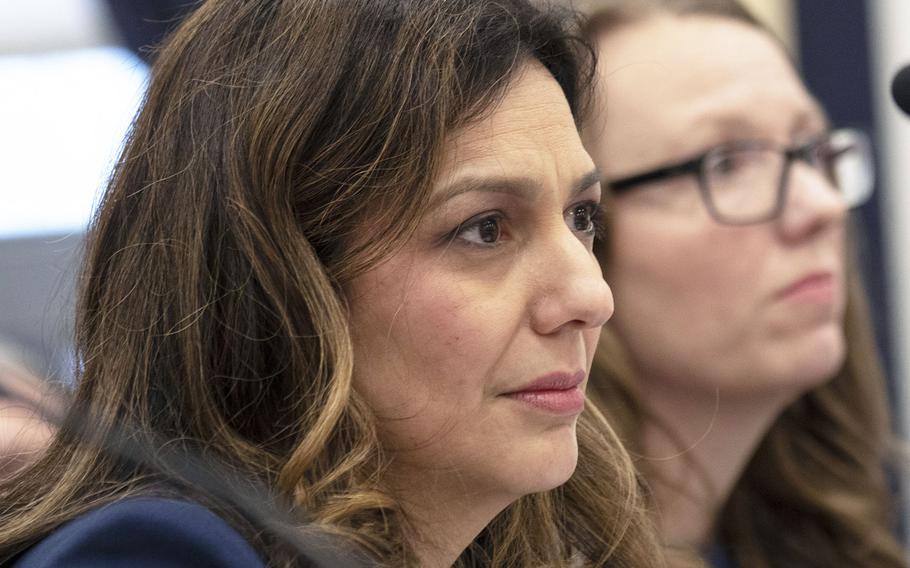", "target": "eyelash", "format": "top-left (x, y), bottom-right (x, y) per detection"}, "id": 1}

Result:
top-left (451, 211), bottom-right (507, 248)
top-left (450, 200), bottom-right (604, 249)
